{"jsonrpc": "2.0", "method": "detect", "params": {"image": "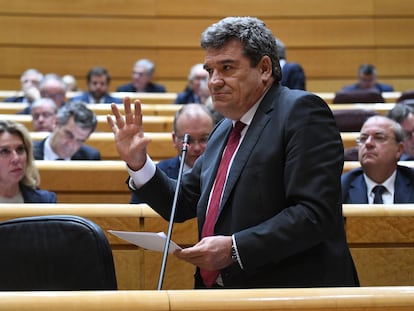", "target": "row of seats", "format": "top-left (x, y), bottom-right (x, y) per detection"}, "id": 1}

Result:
top-left (0, 203), bottom-right (413, 290)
